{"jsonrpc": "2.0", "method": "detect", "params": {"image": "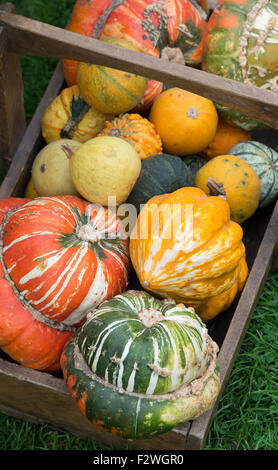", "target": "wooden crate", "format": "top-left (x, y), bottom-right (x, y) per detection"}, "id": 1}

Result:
top-left (0, 2), bottom-right (278, 451)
